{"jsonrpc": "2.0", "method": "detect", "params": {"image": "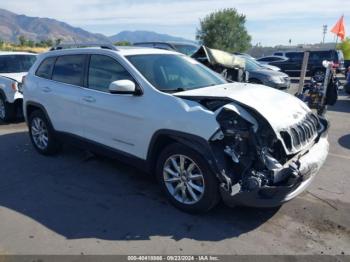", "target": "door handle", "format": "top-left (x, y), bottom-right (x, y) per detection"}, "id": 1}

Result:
top-left (82, 96), bottom-right (96, 103)
top-left (42, 87), bottom-right (51, 93)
